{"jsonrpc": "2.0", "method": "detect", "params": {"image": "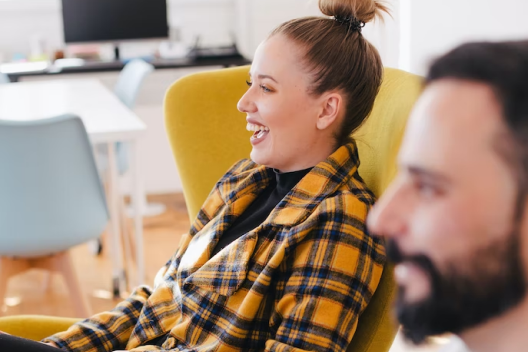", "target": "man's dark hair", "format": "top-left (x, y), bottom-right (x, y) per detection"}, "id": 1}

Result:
top-left (426, 41), bottom-right (528, 190)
